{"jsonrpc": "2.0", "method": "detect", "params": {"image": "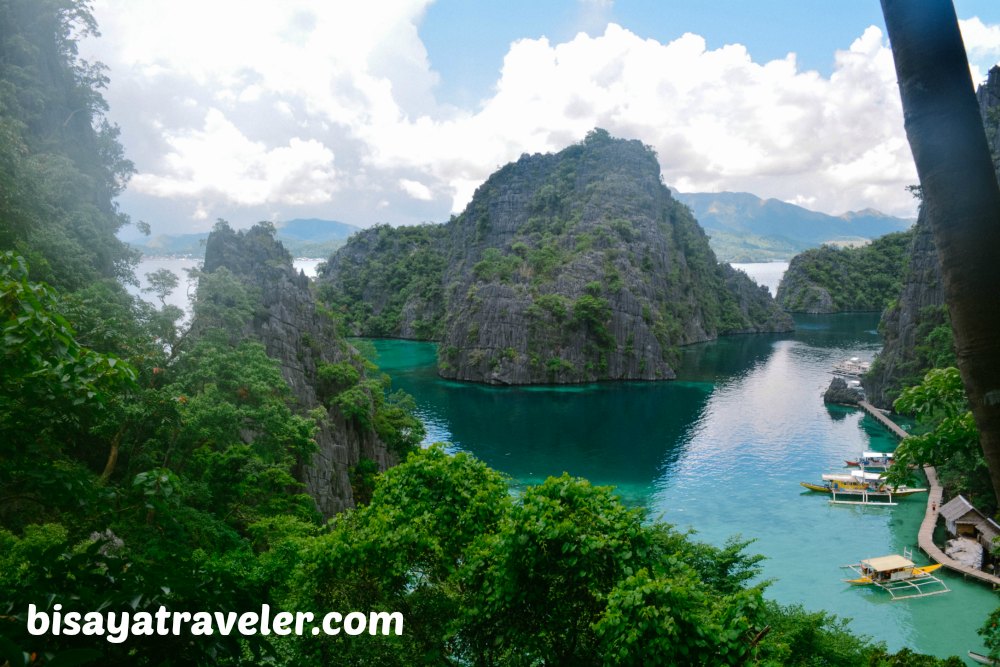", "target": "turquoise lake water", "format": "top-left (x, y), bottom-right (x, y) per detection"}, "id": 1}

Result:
top-left (369, 313), bottom-right (998, 663)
